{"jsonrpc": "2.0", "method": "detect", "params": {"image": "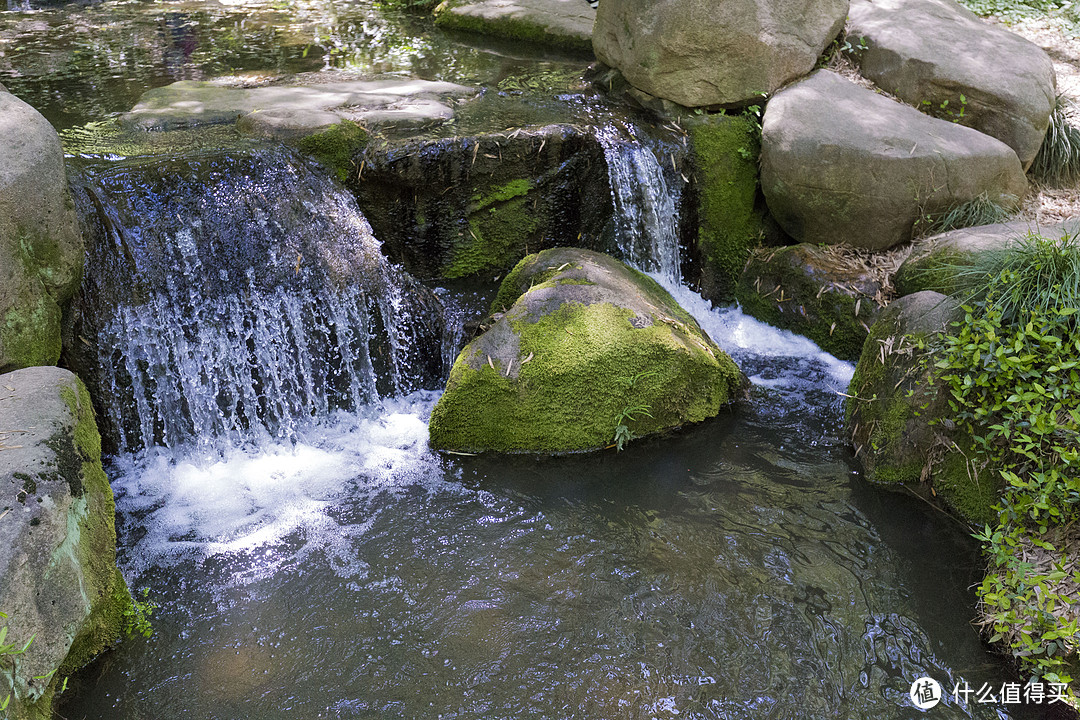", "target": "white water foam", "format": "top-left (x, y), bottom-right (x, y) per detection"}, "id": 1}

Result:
top-left (113, 390), bottom-right (446, 582)
top-left (653, 273), bottom-right (855, 389)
